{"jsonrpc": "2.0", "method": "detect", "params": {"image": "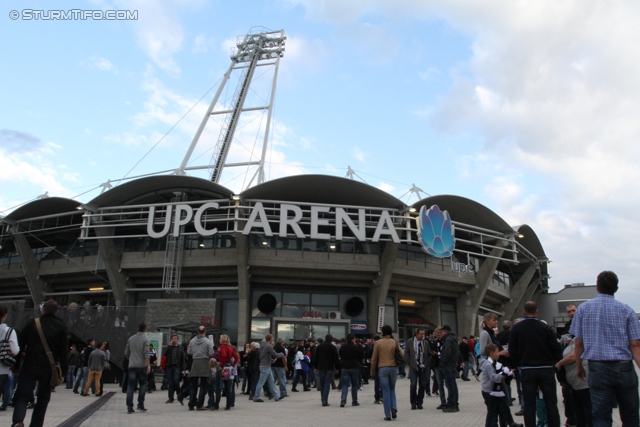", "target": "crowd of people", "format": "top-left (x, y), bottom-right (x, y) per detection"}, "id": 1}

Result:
top-left (0, 270), bottom-right (639, 427)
